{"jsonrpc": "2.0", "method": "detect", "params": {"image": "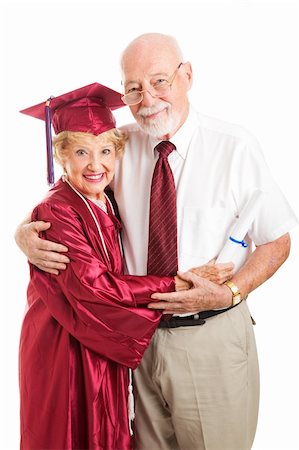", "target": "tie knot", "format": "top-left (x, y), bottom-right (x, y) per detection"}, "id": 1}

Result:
top-left (155, 141), bottom-right (176, 158)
